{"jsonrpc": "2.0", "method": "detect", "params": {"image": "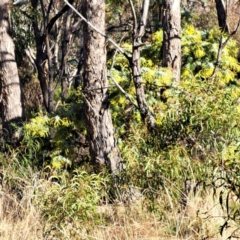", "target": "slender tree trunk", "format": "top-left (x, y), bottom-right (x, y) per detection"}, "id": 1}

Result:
top-left (0, 0), bottom-right (24, 138)
top-left (129, 0), bottom-right (155, 128)
top-left (31, 2), bottom-right (50, 112)
top-left (162, 0), bottom-right (181, 82)
top-left (60, 9), bottom-right (72, 100)
top-left (215, 0), bottom-right (229, 33)
top-left (29, 0), bottom-right (49, 110)
top-left (30, 0), bottom-right (75, 113)
top-left (40, 0), bottom-right (54, 113)
top-left (82, 0), bottom-right (122, 173)
top-left (74, 47), bottom-right (83, 89)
